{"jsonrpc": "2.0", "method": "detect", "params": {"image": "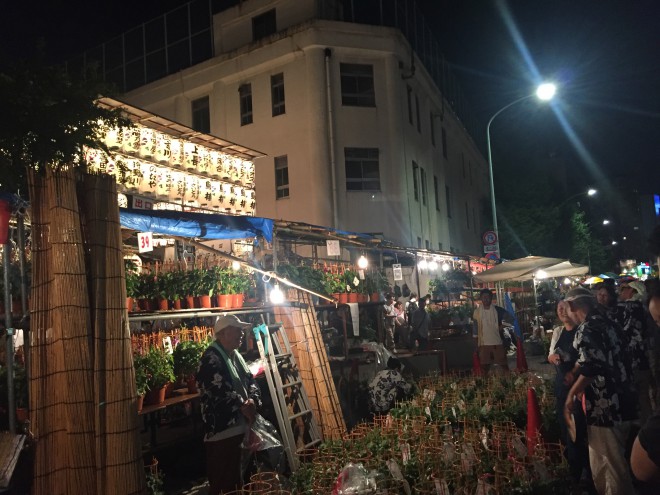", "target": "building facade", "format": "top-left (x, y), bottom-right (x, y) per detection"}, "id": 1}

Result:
top-left (98, 0), bottom-right (489, 255)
